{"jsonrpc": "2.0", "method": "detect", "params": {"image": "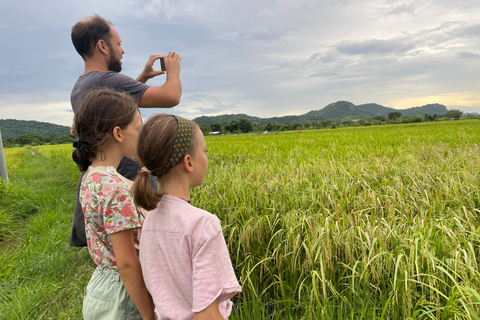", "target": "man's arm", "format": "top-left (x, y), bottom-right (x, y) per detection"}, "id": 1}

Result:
top-left (137, 51), bottom-right (182, 108)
